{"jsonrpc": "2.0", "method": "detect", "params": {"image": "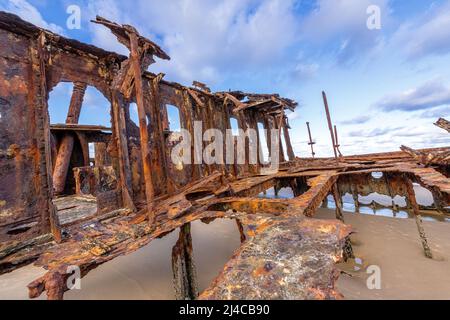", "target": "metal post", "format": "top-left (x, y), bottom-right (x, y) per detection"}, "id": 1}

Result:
top-left (334, 125), bottom-right (343, 157)
top-left (322, 91), bottom-right (338, 159)
top-left (405, 178), bottom-right (433, 259)
top-left (306, 122), bottom-right (316, 158)
top-left (129, 32), bottom-right (155, 224)
top-left (331, 183), bottom-right (354, 261)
